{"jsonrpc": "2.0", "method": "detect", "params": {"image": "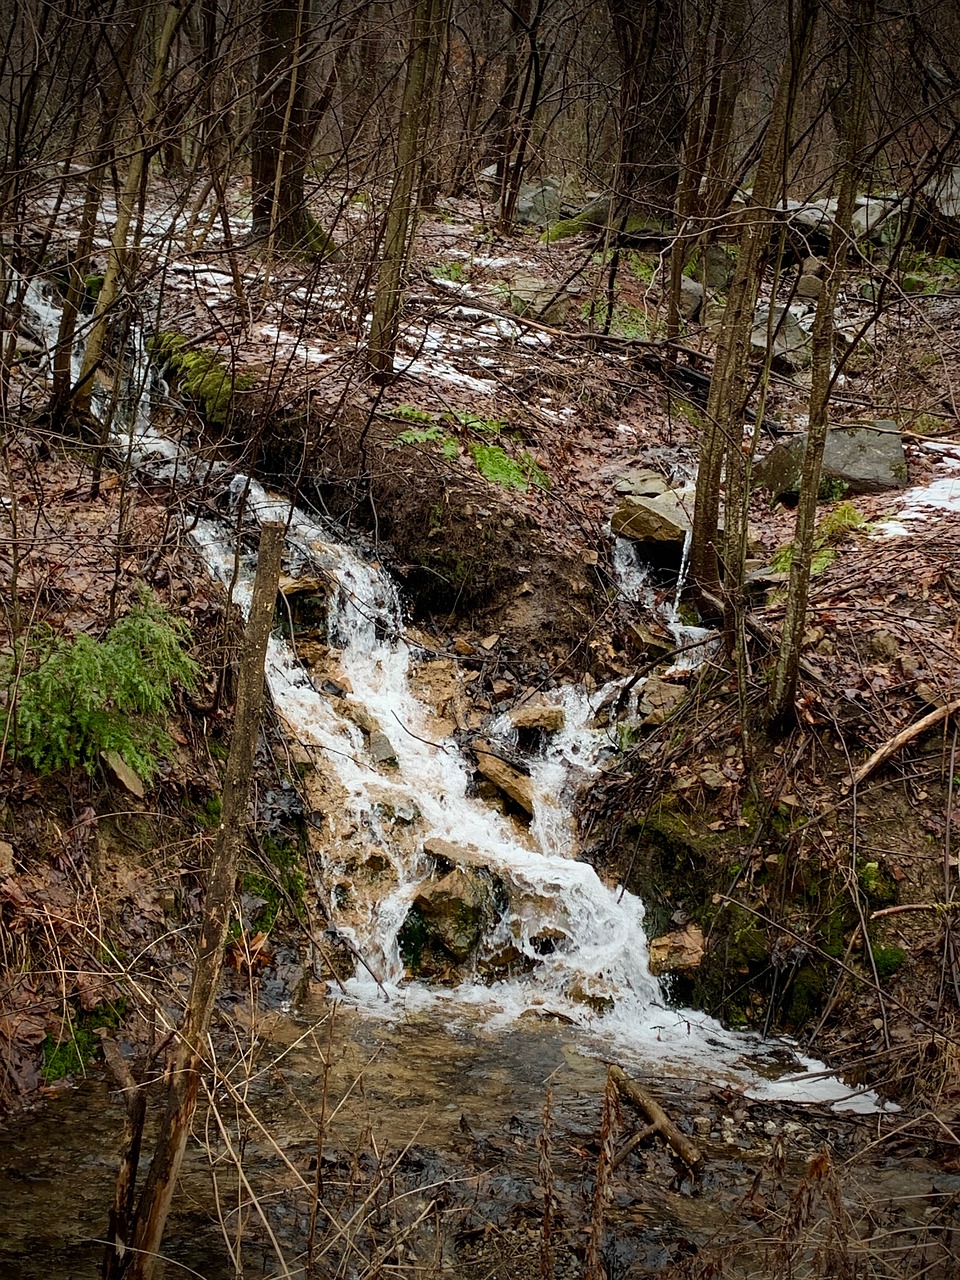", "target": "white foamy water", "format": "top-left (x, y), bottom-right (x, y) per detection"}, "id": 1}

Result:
top-left (20, 273), bottom-right (887, 1111)
top-left (192, 482), bottom-right (885, 1111)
